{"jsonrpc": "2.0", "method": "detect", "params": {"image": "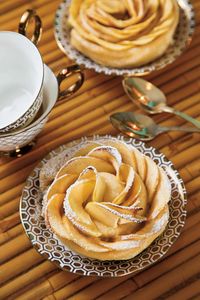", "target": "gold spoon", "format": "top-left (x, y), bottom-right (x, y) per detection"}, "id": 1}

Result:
top-left (110, 112), bottom-right (200, 141)
top-left (123, 77), bottom-right (200, 129)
